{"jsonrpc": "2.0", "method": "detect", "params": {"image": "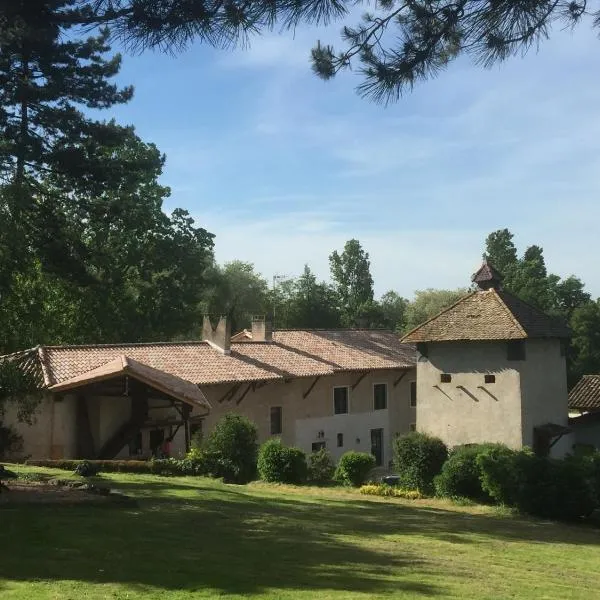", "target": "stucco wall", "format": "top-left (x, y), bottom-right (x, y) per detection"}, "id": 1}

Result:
top-left (3, 393), bottom-right (77, 459)
top-left (416, 342), bottom-right (524, 449)
top-left (519, 339), bottom-right (569, 456)
top-left (197, 369), bottom-right (416, 463)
